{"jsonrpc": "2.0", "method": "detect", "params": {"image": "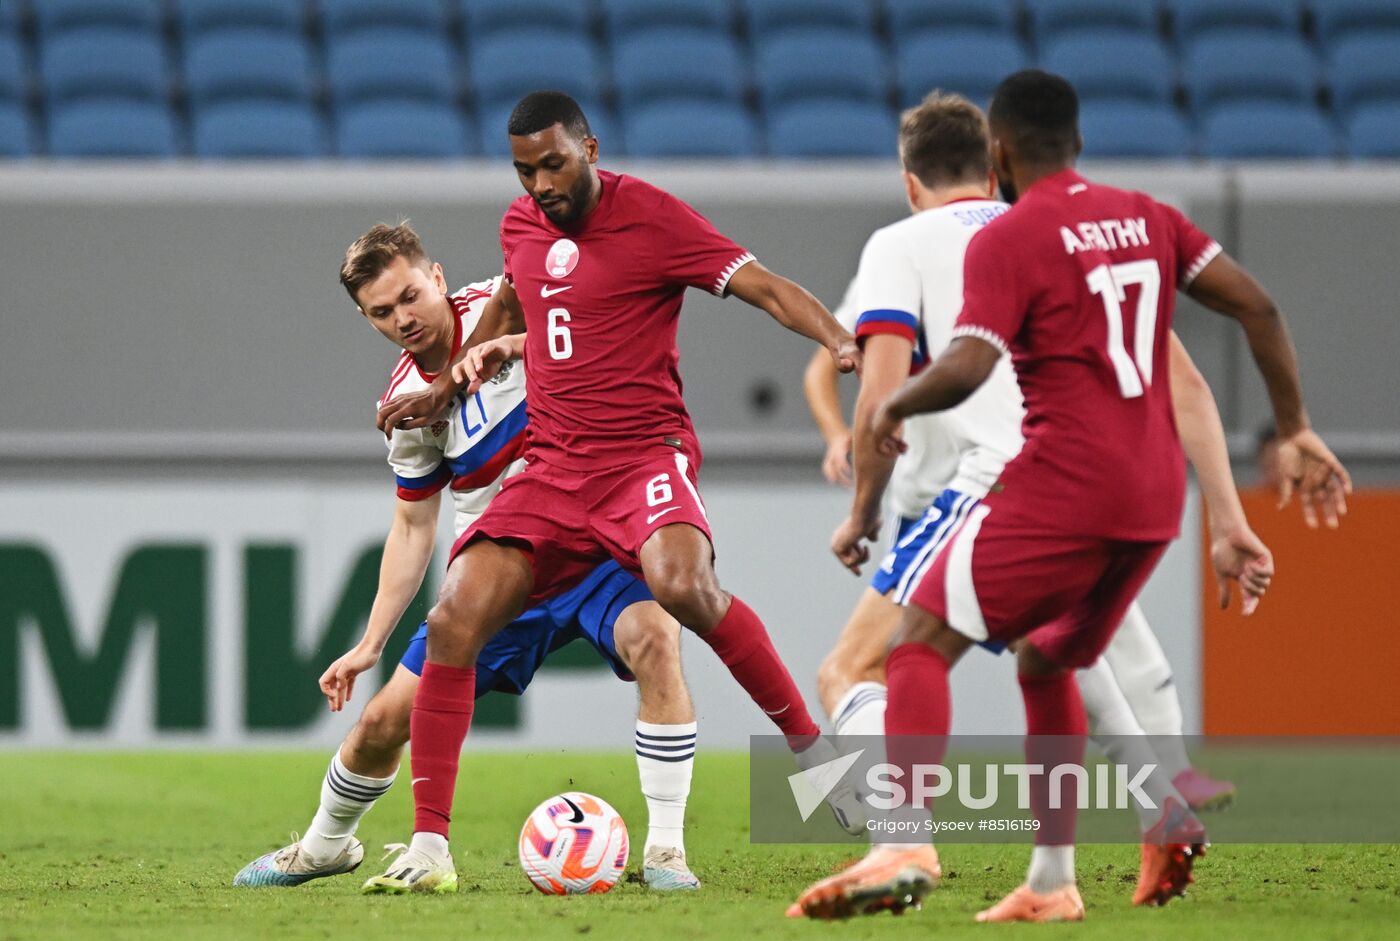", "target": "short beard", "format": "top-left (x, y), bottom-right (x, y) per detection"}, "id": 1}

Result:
top-left (541, 170), bottom-right (597, 226)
